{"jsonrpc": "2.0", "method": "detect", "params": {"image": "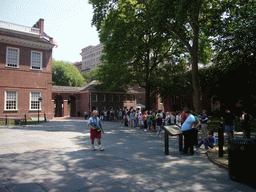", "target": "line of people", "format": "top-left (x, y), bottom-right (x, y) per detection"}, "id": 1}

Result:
top-left (121, 108), bottom-right (213, 155)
